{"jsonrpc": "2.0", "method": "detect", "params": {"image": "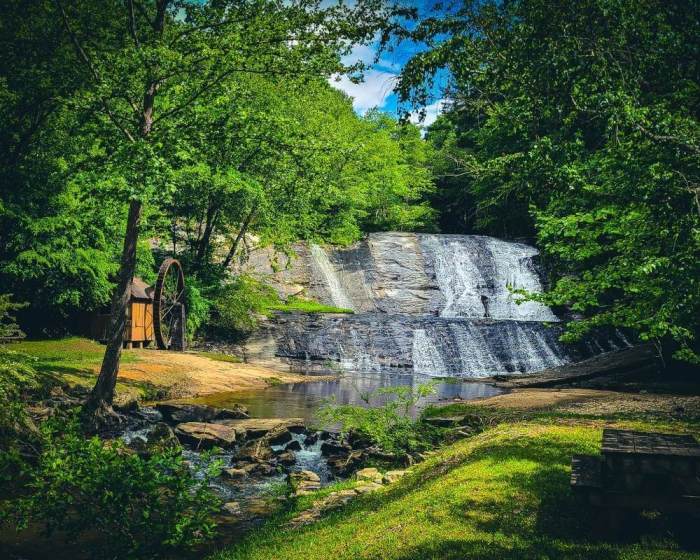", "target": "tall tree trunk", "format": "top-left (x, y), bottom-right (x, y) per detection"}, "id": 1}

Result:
top-left (195, 203), bottom-right (219, 269)
top-left (221, 206), bottom-right (257, 270)
top-left (84, 199), bottom-right (142, 422)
